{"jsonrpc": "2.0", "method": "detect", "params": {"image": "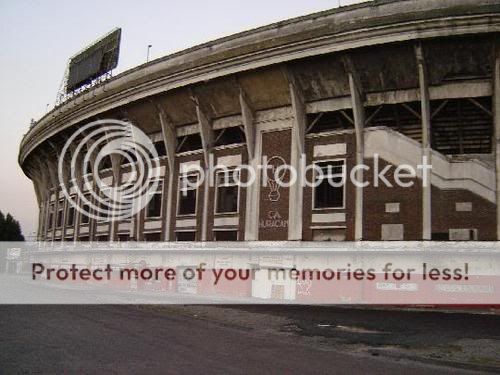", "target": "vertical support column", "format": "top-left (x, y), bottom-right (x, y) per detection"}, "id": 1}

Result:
top-left (157, 106), bottom-right (177, 241)
top-left (493, 44), bottom-right (500, 240)
top-left (44, 156), bottom-right (59, 242)
top-left (195, 98), bottom-right (214, 241)
top-left (416, 44), bottom-right (432, 241)
top-left (288, 77), bottom-right (306, 241)
top-left (348, 72), bottom-right (365, 241)
top-left (35, 158), bottom-right (51, 241)
top-left (110, 154), bottom-right (123, 241)
top-left (70, 143), bottom-right (84, 242)
top-left (239, 88), bottom-right (259, 240)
